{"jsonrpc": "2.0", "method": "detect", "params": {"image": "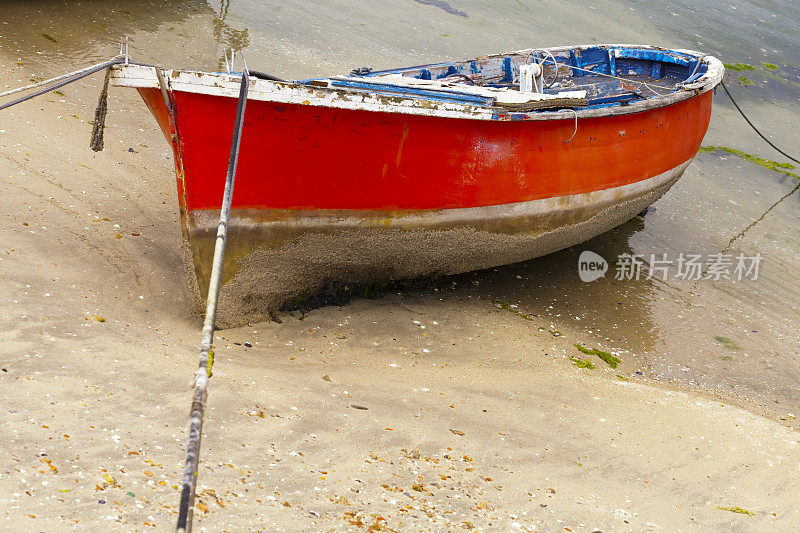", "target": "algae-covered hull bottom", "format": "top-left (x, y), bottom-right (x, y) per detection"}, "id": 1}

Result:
top-left (111, 44), bottom-right (723, 326)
